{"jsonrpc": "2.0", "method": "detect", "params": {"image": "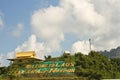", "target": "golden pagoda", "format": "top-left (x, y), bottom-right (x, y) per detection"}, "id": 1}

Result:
top-left (8, 51), bottom-right (43, 63)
